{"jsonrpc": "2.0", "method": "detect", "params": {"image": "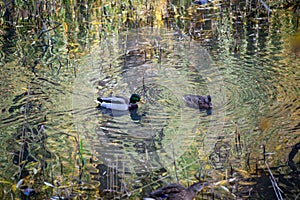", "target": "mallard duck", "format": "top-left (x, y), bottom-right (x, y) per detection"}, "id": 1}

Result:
top-left (193, 0), bottom-right (212, 5)
top-left (95, 94), bottom-right (141, 111)
top-left (145, 182), bottom-right (207, 200)
top-left (183, 95), bottom-right (212, 109)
